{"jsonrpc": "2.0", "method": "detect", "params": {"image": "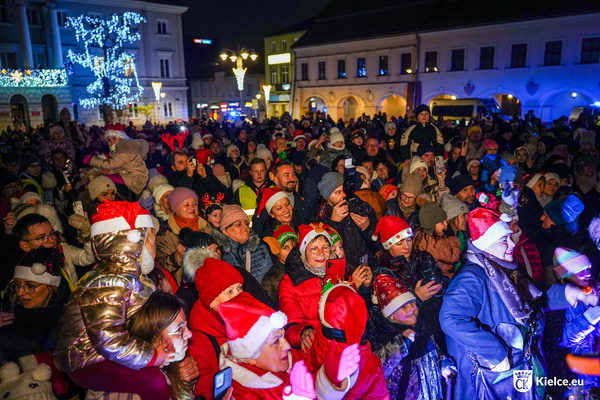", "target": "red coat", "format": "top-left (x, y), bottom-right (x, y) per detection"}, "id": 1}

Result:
top-left (514, 231), bottom-right (544, 282)
top-left (187, 301), bottom-right (227, 400)
top-left (305, 330), bottom-right (389, 400)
